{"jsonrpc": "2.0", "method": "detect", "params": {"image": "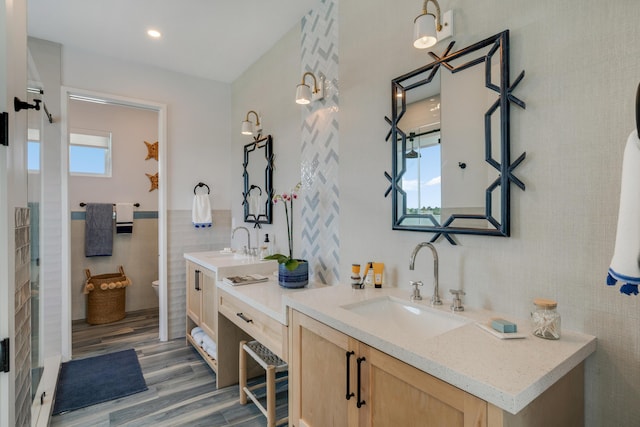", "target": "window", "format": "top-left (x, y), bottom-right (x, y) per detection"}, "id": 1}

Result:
top-left (28, 128), bottom-right (41, 172)
top-left (69, 129), bottom-right (112, 177)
